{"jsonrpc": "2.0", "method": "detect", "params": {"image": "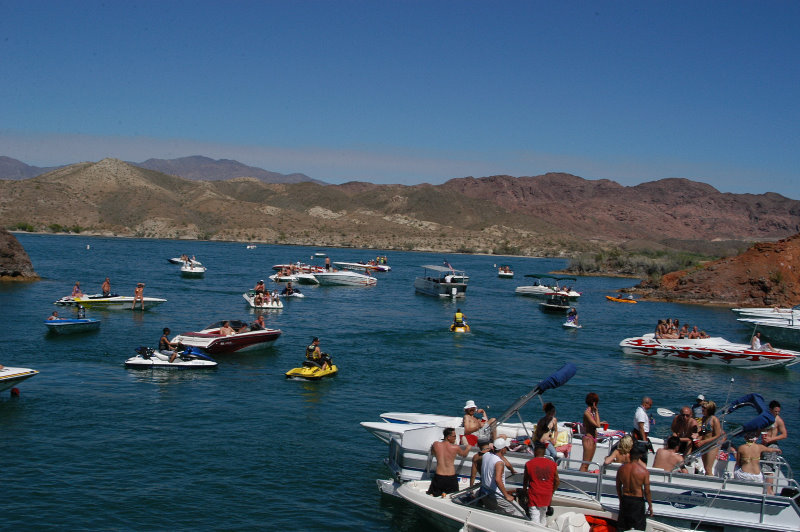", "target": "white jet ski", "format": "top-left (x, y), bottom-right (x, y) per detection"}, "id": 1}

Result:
top-left (125, 346), bottom-right (218, 369)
